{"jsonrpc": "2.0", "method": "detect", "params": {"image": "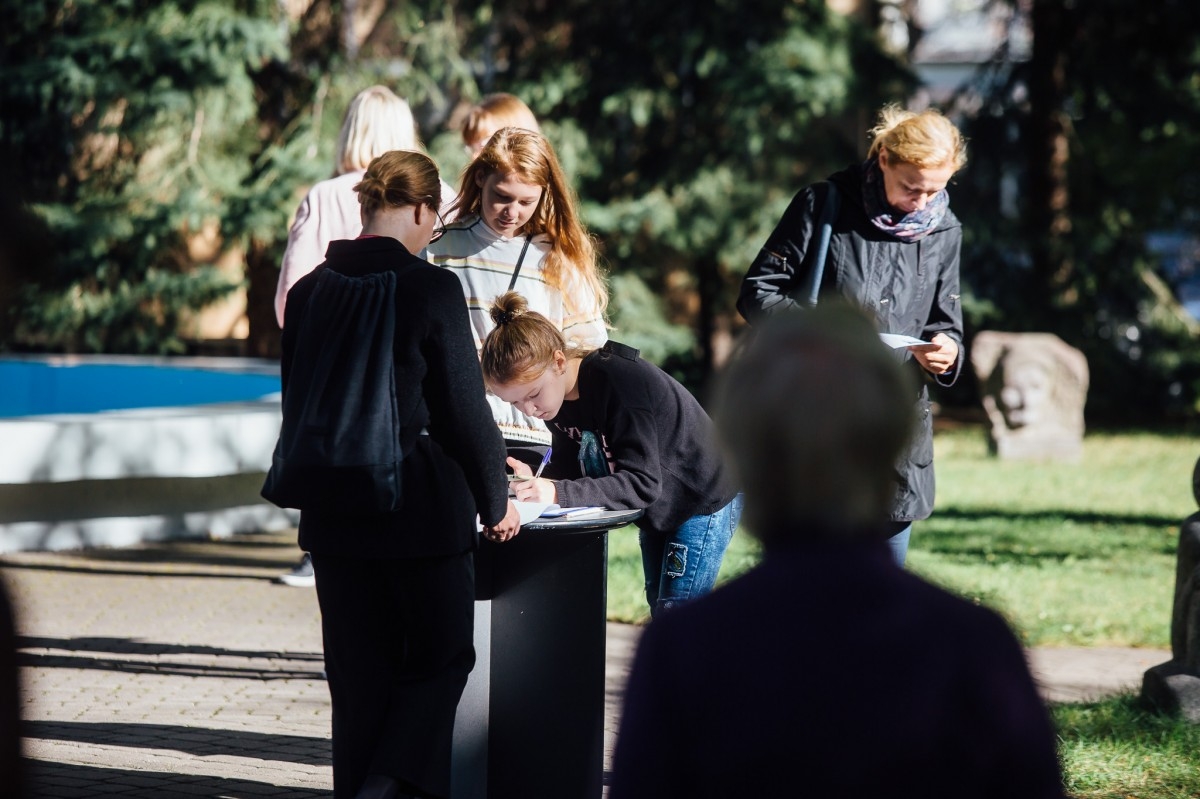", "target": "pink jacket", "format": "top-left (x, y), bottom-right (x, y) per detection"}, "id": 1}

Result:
top-left (275, 171), bottom-right (458, 327)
